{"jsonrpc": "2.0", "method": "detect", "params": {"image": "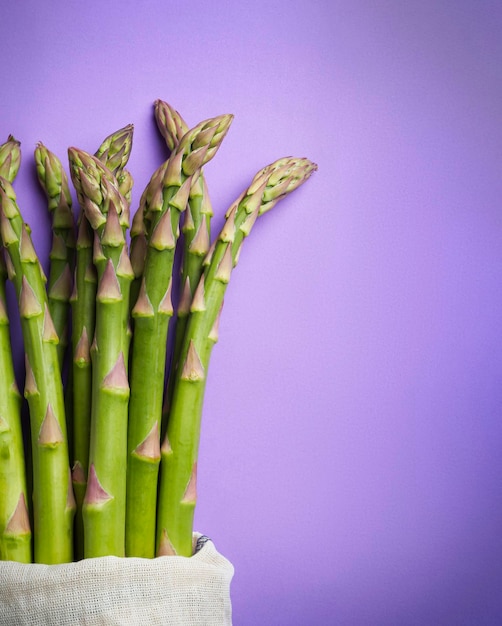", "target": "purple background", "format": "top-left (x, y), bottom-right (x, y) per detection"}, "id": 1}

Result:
top-left (2, 1), bottom-right (502, 623)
